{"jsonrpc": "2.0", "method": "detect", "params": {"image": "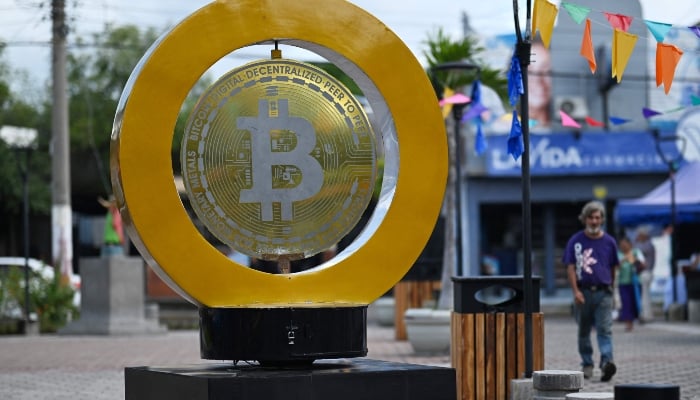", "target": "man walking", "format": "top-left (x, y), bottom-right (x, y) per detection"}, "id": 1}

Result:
top-left (635, 227), bottom-right (655, 322)
top-left (563, 201), bottom-right (619, 382)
